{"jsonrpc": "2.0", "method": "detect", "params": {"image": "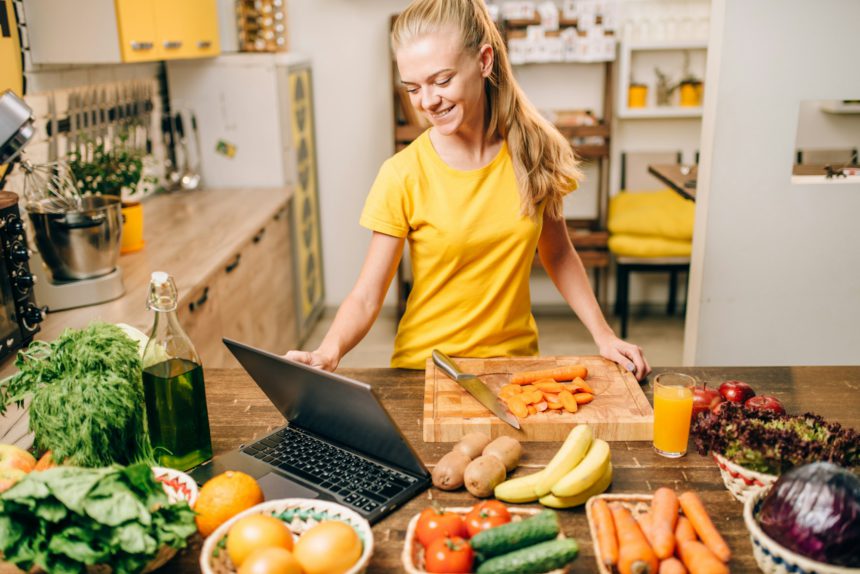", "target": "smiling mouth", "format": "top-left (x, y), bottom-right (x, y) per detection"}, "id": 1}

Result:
top-left (429, 105), bottom-right (454, 119)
